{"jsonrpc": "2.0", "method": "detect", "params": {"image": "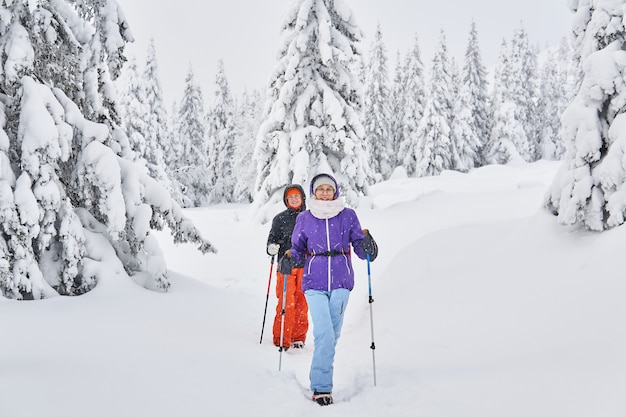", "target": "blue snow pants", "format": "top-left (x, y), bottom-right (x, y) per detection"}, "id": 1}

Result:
top-left (304, 288), bottom-right (350, 393)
